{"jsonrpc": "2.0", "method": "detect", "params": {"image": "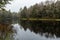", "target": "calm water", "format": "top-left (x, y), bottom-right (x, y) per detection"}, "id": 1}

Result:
top-left (12, 24), bottom-right (60, 40)
top-left (0, 21), bottom-right (60, 40)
